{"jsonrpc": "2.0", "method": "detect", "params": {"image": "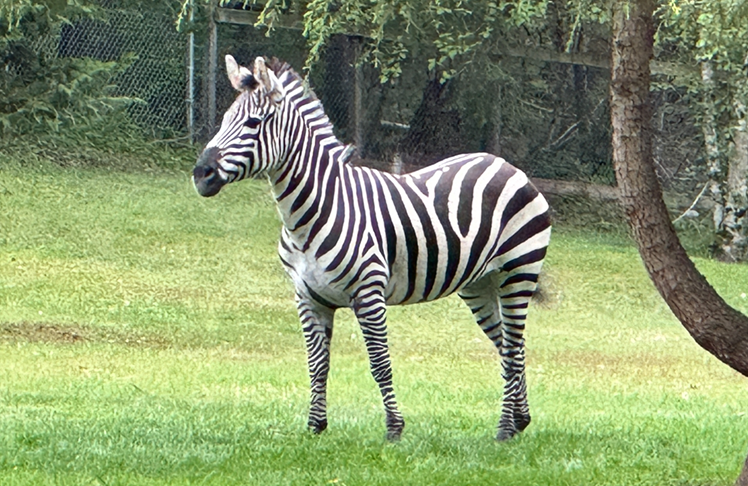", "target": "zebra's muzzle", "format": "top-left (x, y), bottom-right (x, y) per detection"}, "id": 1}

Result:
top-left (193, 147), bottom-right (226, 197)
